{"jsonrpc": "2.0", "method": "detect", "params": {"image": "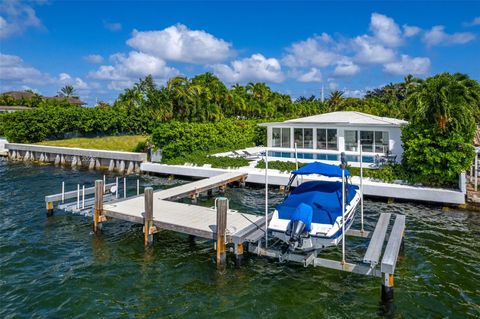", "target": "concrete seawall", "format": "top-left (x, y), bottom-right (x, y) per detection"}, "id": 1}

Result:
top-left (5, 143), bottom-right (147, 174)
top-left (141, 163), bottom-right (466, 205)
